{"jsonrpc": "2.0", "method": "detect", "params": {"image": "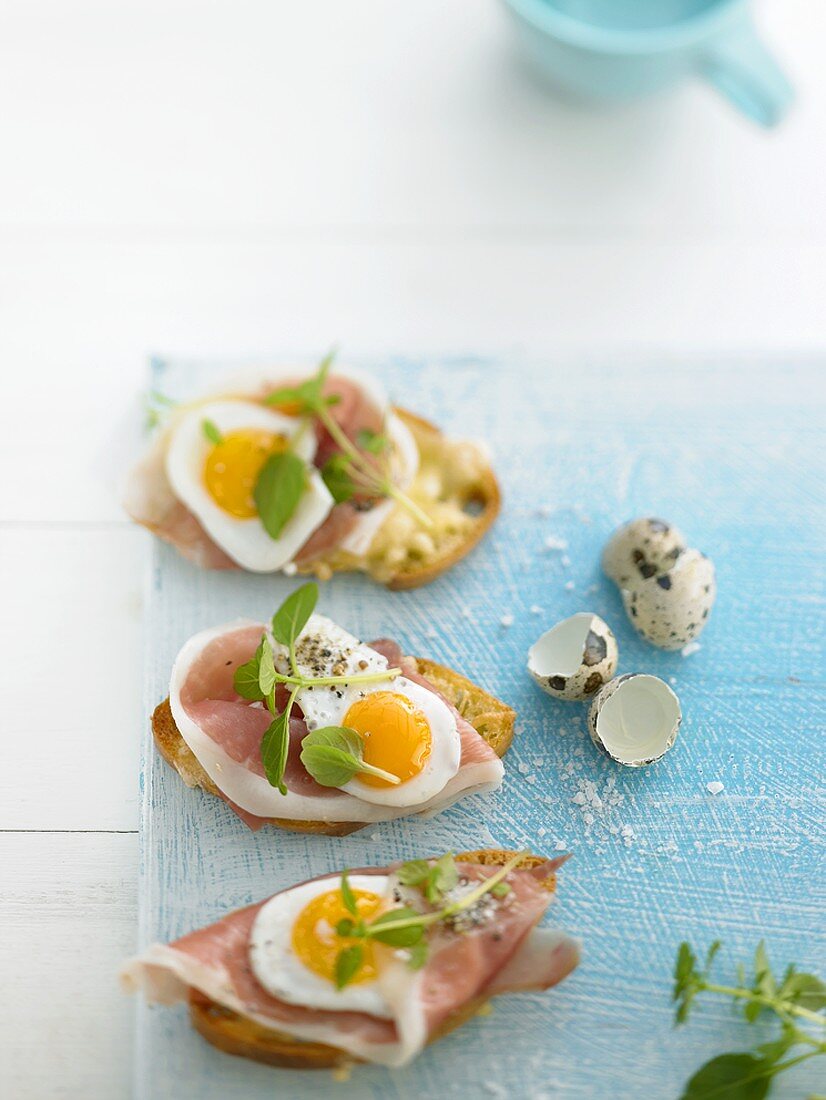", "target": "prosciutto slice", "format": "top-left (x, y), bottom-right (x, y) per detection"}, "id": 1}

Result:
top-left (121, 860), bottom-right (579, 1067)
top-left (170, 622), bottom-right (504, 829)
top-left (124, 372), bottom-right (390, 570)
